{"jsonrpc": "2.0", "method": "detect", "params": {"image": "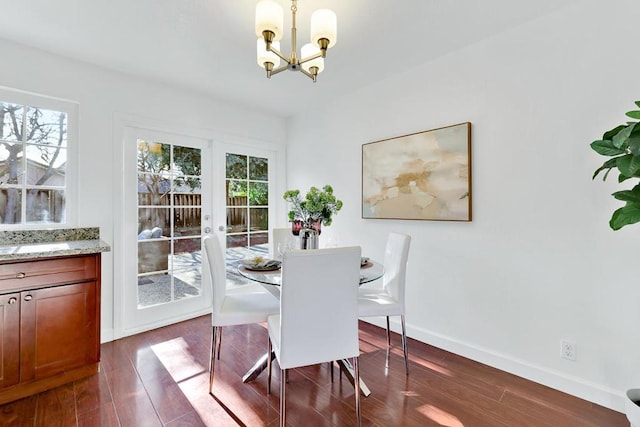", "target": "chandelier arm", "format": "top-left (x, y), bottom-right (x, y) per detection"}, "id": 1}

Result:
top-left (271, 65), bottom-right (289, 76)
top-left (298, 51), bottom-right (324, 66)
top-left (267, 46), bottom-right (291, 64)
top-left (299, 67), bottom-right (316, 81)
